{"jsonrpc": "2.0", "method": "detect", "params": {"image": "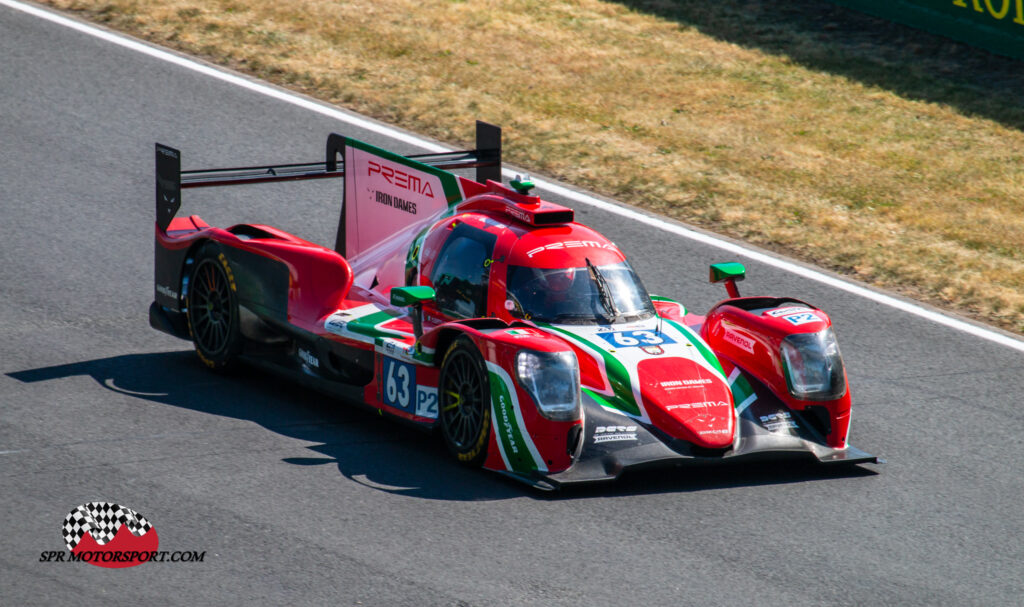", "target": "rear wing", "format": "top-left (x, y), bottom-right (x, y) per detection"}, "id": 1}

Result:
top-left (155, 121), bottom-right (502, 258)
